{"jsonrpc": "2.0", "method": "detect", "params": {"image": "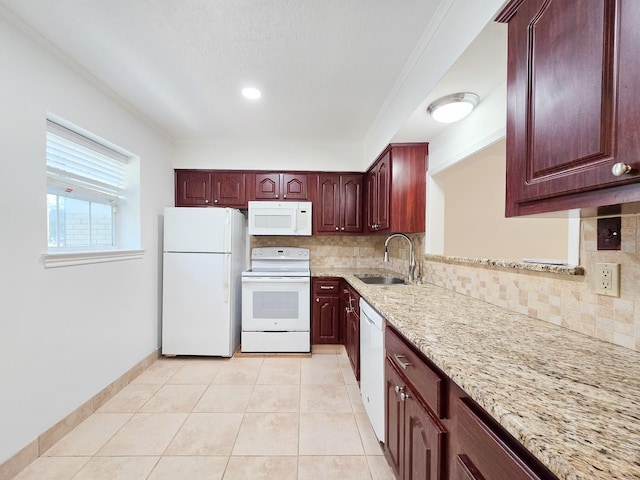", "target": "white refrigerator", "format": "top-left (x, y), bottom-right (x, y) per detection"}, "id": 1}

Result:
top-left (162, 207), bottom-right (247, 357)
